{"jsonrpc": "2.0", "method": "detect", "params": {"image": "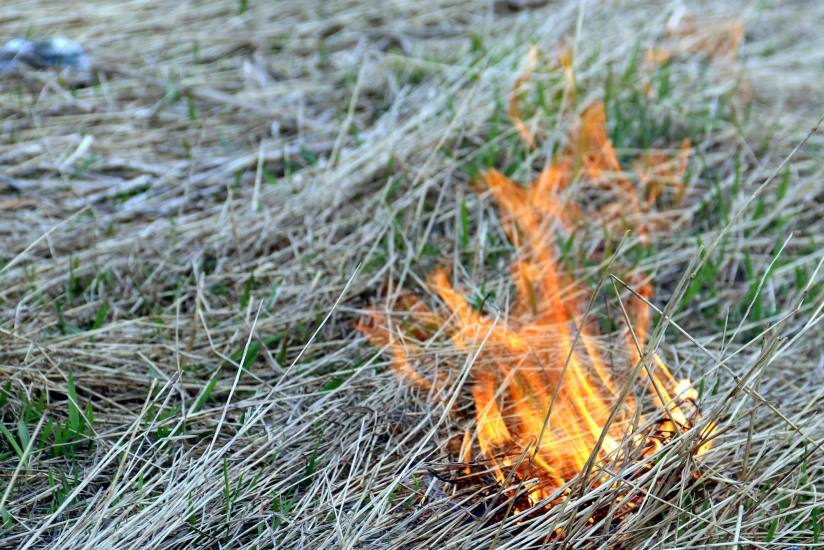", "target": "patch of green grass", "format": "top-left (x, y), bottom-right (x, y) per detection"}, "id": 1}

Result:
top-left (1, 505), bottom-right (11, 531)
top-left (147, 403), bottom-right (181, 445)
top-left (46, 466), bottom-right (81, 514)
top-left (272, 489), bottom-right (295, 531)
top-left (0, 372), bottom-right (97, 527)
top-left (0, 422), bottom-right (25, 467)
top-left (300, 146), bottom-right (318, 165)
top-left (240, 272), bottom-right (259, 312)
